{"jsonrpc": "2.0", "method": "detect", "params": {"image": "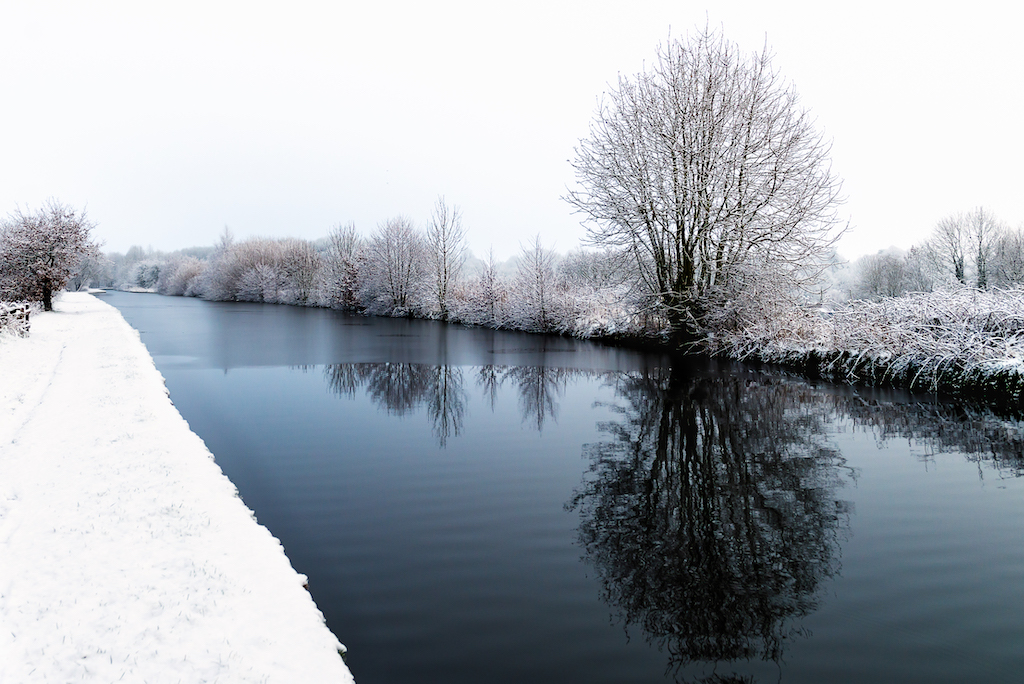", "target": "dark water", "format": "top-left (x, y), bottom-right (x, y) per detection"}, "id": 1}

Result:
top-left (100, 291), bottom-right (1024, 684)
